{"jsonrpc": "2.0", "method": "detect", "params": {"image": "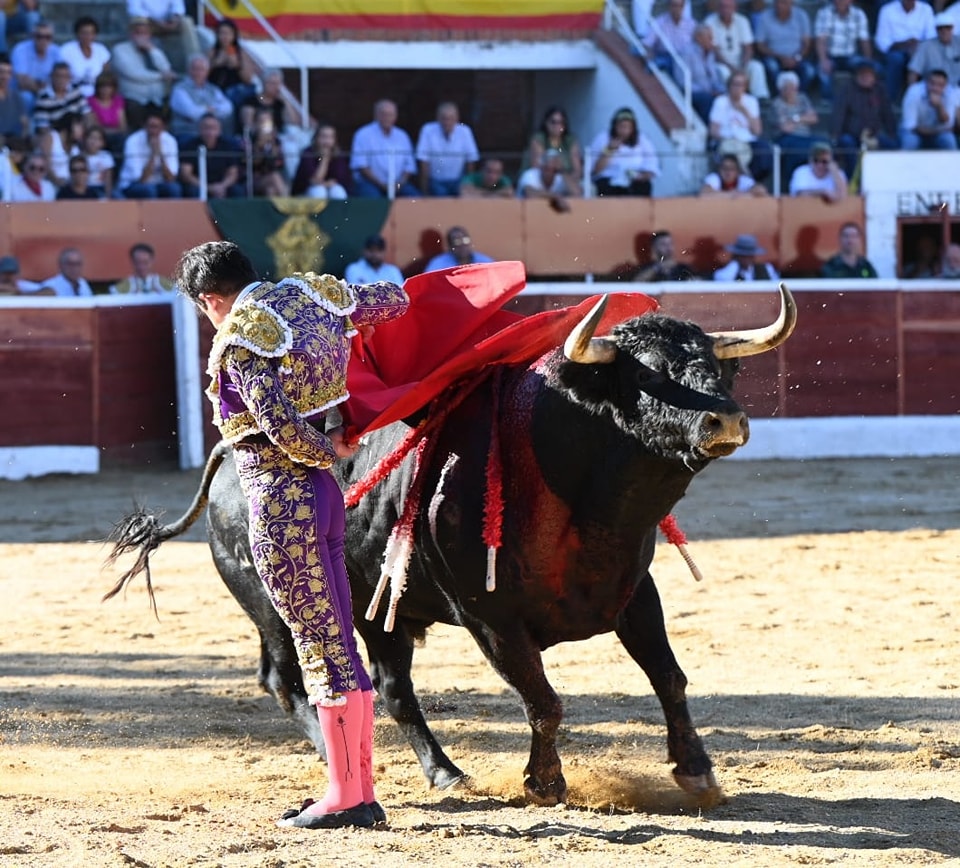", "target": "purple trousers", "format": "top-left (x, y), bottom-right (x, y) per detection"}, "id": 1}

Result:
top-left (233, 441), bottom-right (372, 706)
